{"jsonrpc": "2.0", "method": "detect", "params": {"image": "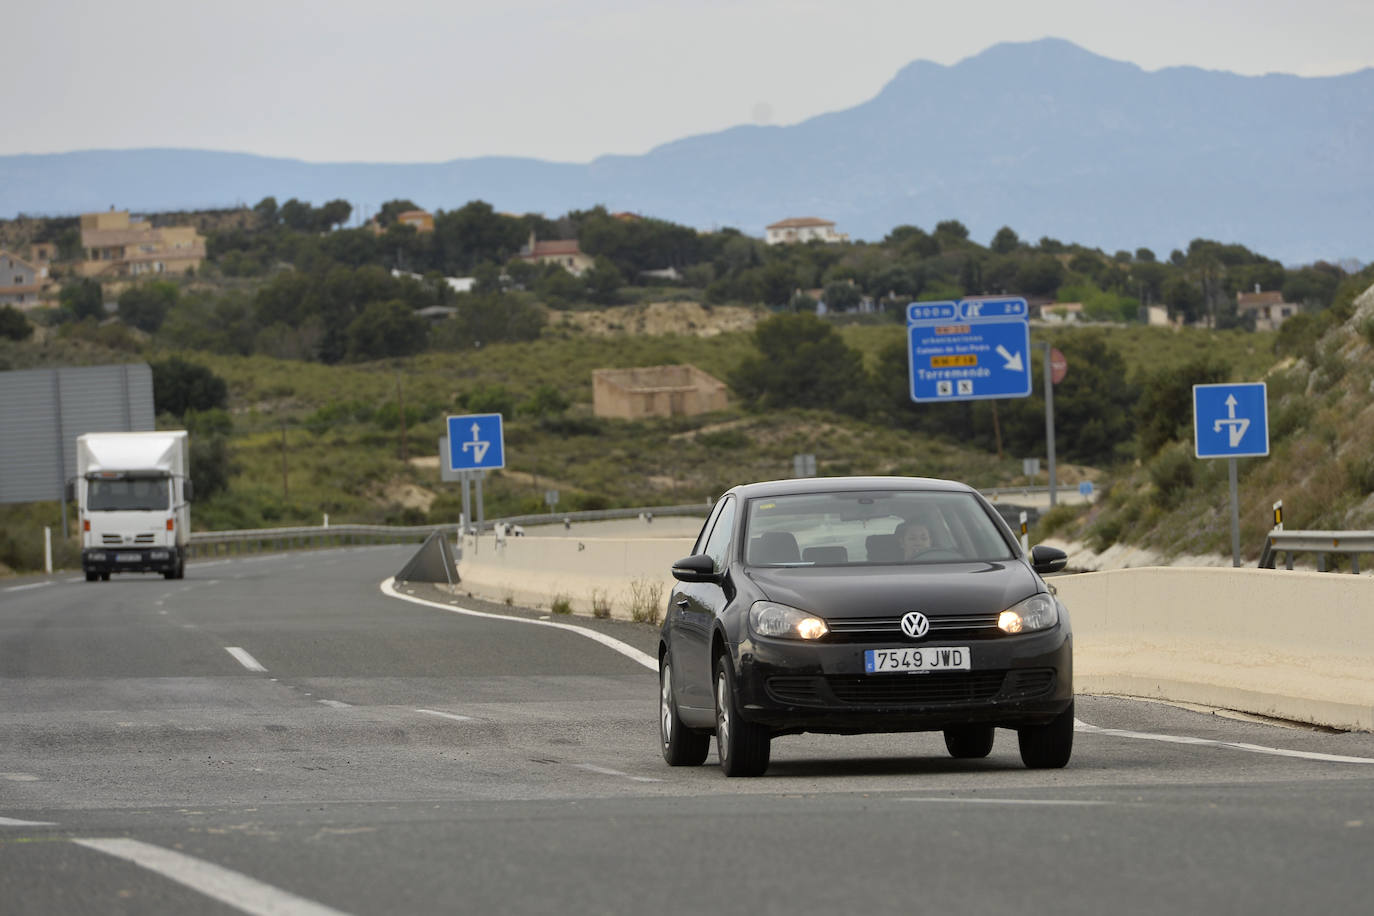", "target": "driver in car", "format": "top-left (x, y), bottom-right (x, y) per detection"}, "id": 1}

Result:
top-left (896, 521), bottom-right (933, 560)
